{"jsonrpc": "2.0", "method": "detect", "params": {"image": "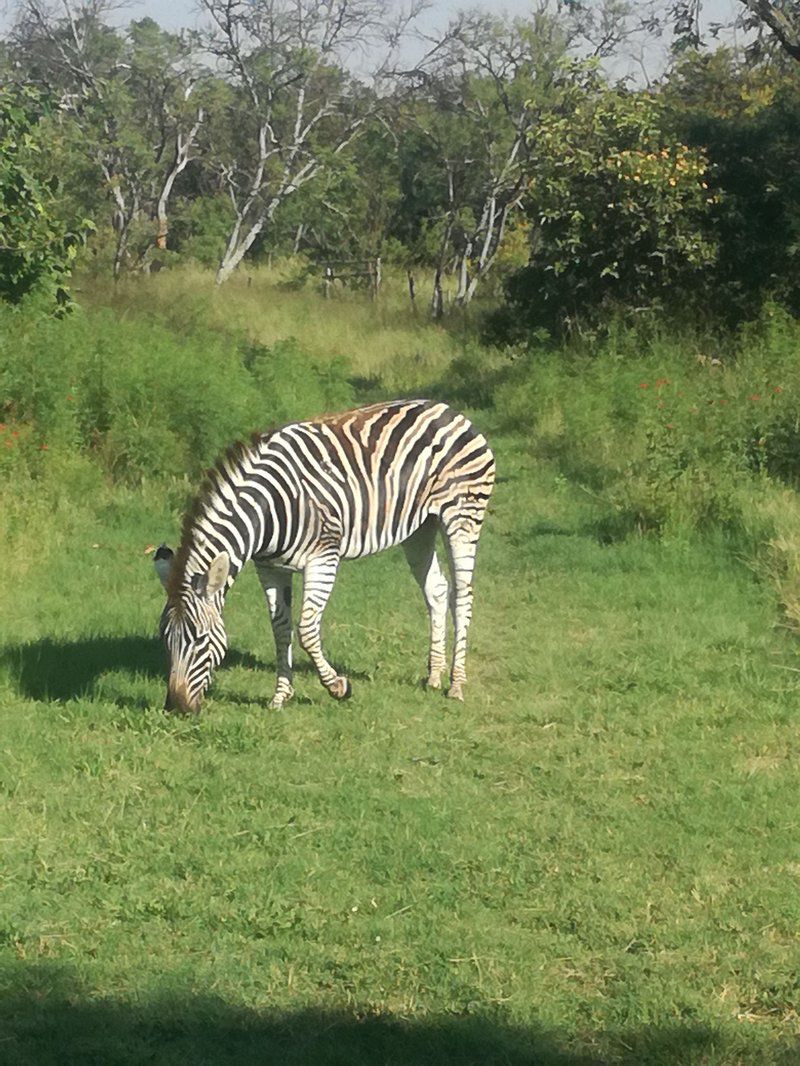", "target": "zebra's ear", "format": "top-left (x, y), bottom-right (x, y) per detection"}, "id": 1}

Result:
top-left (199, 551), bottom-right (230, 600)
top-left (154, 544), bottom-right (174, 591)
